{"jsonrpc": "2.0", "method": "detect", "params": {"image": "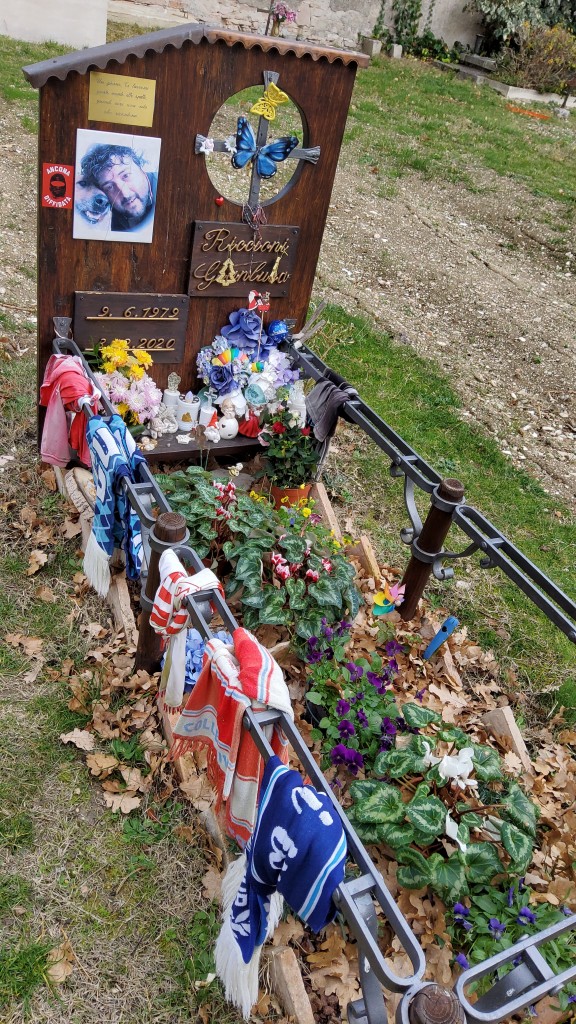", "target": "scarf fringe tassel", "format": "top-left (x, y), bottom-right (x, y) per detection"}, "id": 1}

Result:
top-left (83, 531), bottom-right (111, 598)
top-left (215, 854), bottom-right (284, 1020)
